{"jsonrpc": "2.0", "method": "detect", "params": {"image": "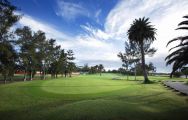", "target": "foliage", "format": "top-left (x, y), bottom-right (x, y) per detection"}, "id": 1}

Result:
top-left (15, 26), bottom-right (76, 80)
top-left (173, 71), bottom-right (182, 78)
top-left (98, 64), bottom-right (104, 76)
top-left (118, 41), bottom-right (140, 80)
top-left (127, 17), bottom-right (156, 83)
top-left (0, 0), bottom-right (20, 39)
top-left (181, 67), bottom-right (188, 79)
top-left (0, 0), bottom-right (20, 83)
top-left (81, 64), bottom-right (90, 73)
top-left (80, 64), bottom-right (105, 75)
top-left (0, 0), bottom-right (76, 82)
top-left (166, 15), bottom-right (188, 78)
